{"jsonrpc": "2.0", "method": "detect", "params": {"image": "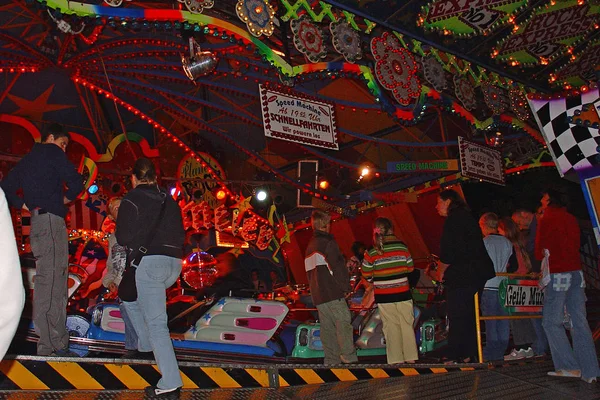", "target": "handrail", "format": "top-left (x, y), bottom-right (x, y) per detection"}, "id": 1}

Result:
top-left (474, 272), bottom-right (543, 363)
